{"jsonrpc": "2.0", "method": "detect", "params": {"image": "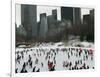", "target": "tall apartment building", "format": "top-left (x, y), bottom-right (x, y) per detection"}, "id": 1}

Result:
top-left (61, 7), bottom-right (81, 26)
top-left (39, 13), bottom-right (48, 38)
top-left (21, 4), bottom-right (37, 40)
